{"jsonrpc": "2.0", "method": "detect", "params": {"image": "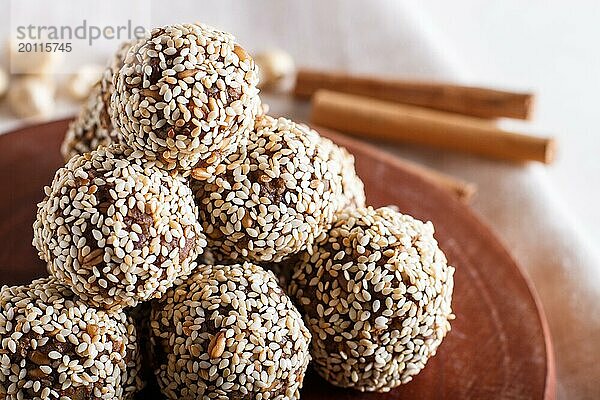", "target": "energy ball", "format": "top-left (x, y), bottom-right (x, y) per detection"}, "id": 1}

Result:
top-left (191, 116), bottom-right (345, 263)
top-left (33, 144), bottom-right (206, 310)
top-left (61, 40), bottom-right (137, 161)
top-left (150, 262), bottom-right (311, 400)
top-left (61, 83), bottom-right (122, 162)
top-left (330, 142), bottom-right (366, 209)
top-left (112, 23), bottom-right (261, 176)
top-left (0, 277), bottom-right (141, 400)
top-left (289, 206), bottom-right (455, 392)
